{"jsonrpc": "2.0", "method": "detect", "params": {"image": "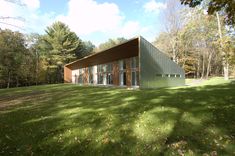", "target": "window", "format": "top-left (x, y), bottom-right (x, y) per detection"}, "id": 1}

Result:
top-left (106, 63), bottom-right (113, 85)
top-left (119, 60), bottom-right (126, 70)
top-left (75, 74), bottom-right (78, 84)
top-left (98, 73), bottom-right (103, 84)
top-left (97, 63), bottom-right (113, 85)
top-left (107, 73), bottom-right (113, 85)
top-left (119, 60), bottom-right (126, 86)
top-left (97, 65), bottom-right (103, 84)
top-left (78, 68), bottom-right (83, 84)
top-left (88, 66), bottom-right (93, 84)
top-left (131, 57), bottom-right (139, 69)
top-left (97, 65), bottom-right (102, 73)
top-left (102, 64), bottom-right (107, 72)
top-left (107, 63), bottom-right (113, 72)
top-left (131, 57), bottom-right (139, 86)
top-left (131, 71), bottom-right (136, 86)
top-left (120, 71), bottom-right (126, 86)
top-left (123, 60), bottom-right (126, 69)
top-left (176, 74), bottom-right (181, 78)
